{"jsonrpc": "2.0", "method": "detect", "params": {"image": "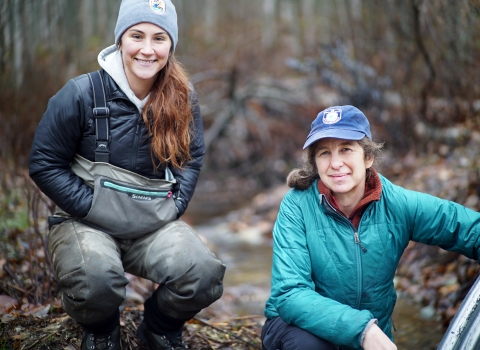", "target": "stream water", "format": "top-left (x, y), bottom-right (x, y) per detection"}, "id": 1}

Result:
top-left (194, 218), bottom-right (445, 349)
